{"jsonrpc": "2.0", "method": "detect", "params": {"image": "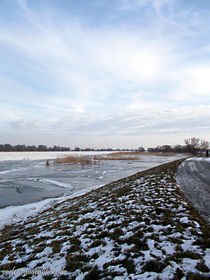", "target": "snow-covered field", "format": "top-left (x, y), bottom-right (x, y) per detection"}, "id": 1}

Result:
top-left (0, 151), bottom-right (110, 161)
top-left (0, 159), bottom-right (209, 279)
top-left (186, 156), bottom-right (210, 162)
top-left (176, 157), bottom-right (210, 224)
